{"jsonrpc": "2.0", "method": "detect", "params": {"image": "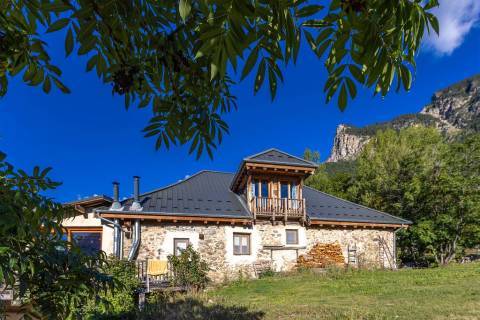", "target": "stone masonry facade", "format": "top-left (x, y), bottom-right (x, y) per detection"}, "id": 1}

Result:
top-left (123, 221), bottom-right (396, 283)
